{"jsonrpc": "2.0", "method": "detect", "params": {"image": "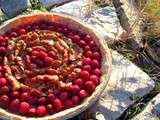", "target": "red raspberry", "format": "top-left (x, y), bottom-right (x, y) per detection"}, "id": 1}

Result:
top-left (47, 104), bottom-right (54, 114)
top-left (37, 105), bottom-right (47, 117)
top-left (84, 45), bottom-right (91, 51)
top-left (10, 91), bottom-right (20, 99)
top-left (31, 50), bottom-right (39, 57)
top-left (69, 85), bottom-right (80, 95)
top-left (84, 35), bottom-right (92, 42)
top-left (0, 36), bottom-right (4, 43)
top-left (39, 51), bottom-right (47, 59)
top-left (90, 75), bottom-right (99, 85)
top-left (28, 107), bottom-right (36, 116)
top-left (85, 51), bottom-right (92, 58)
top-left (0, 95), bottom-right (10, 108)
top-left (10, 32), bottom-right (17, 38)
top-left (64, 100), bottom-right (73, 109)
top-left (79, 70), bottom-right (90, 80)
top-left (9, 99), bottom-right (20, 112)
top-left (0, 47), bottom-right (6, 54)
top-left (0, 78), bottom-right (6, 86)
top-left (44, 57), bottom-right (53, 66)
top-left (26, 25), bottom-right (32, 31)
top-left (72, 35), bottom-right (80, 43)
top-left (79, 40), bottom-right (86, 47)
top-left (83, 58), bottom-right (91, 65)
top-left (91, 59), bottom-right (100, 68)
top-left (75, 78), bottom-right (84, 87)
top-left (47, 93), bottom-right (55, 103)
top-left (20, 92), bottom-right (29, 101)
top-left (38, 97), bottom-right (46, 105)
top-left (30, 55), bottom-right (37, 62)
top-left (31, 88), bottom-right (41, 97)
top-left (27, 95), bottom-right (38, 105)
top-left (35, 59), bottom-right (44, 67)
top-left (84, 81), bottom-right (96, 93)
top-left (19, 28), bottom-right (26, 34)
top-left (53, 99), bottom-right (63, 111)
top-left (19, 102), bottom-right (30, 114)
top-left (79, 90), bottom-right (88, 99)
top-left (92, 68), bottom-right (101, 77)
top-left (92, 52), bottom-right (101, 60)
top-left (89, 40), bottom-right (96, 47)
top-left (82, 65), bottom-right (92, 73)
top-left (48, 51), bottom-right (57, 59)
top-left (0, 86), bottom-right (9, 94)
top-left (60, 92), bottom-right (68, 102)
top-left (20, 86), bottom-right (30, 92)
top-left (71, 96), bottom-right (80, 104)
top-left (3, 36), bottom-right (9, 42)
